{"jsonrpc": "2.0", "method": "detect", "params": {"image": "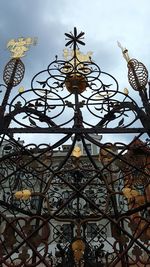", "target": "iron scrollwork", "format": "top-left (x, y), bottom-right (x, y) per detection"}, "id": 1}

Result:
top-left (0, 28), bottom-right (150, 266)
